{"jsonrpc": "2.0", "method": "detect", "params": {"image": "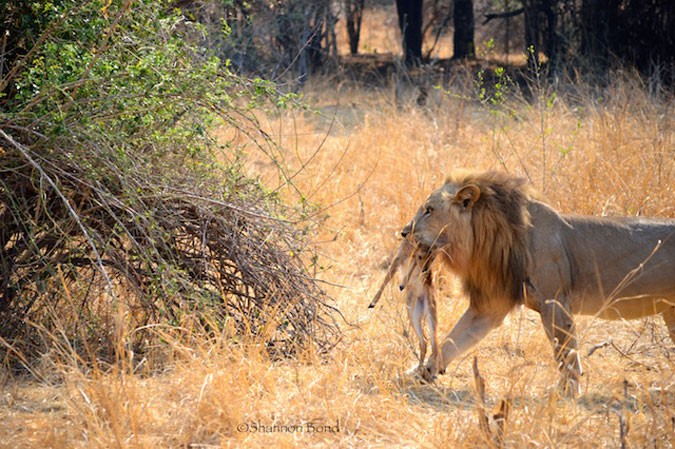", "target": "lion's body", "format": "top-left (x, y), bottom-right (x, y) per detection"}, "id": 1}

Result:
top-left (403, 170), bottom-right (675, 393)
top-left (527, 200), bottom-right (675, 320)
